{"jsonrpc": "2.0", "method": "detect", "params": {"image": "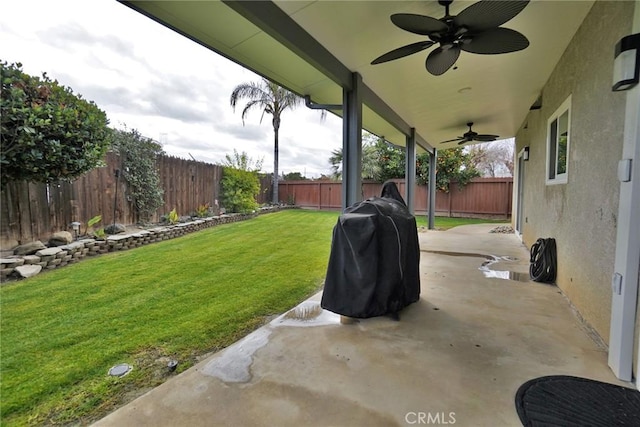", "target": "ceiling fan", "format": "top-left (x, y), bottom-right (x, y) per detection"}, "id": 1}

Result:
top-left (440, 122), bottom-right (499, 144)
top-left (371, 0), bottom-right (530, 75)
